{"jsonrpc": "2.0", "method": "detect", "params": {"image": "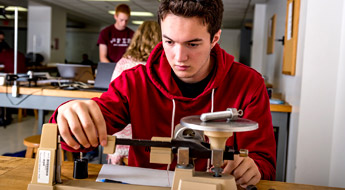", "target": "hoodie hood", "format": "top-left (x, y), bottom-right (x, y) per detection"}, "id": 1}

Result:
top-left (145, 42), bottom-right (235, 101)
